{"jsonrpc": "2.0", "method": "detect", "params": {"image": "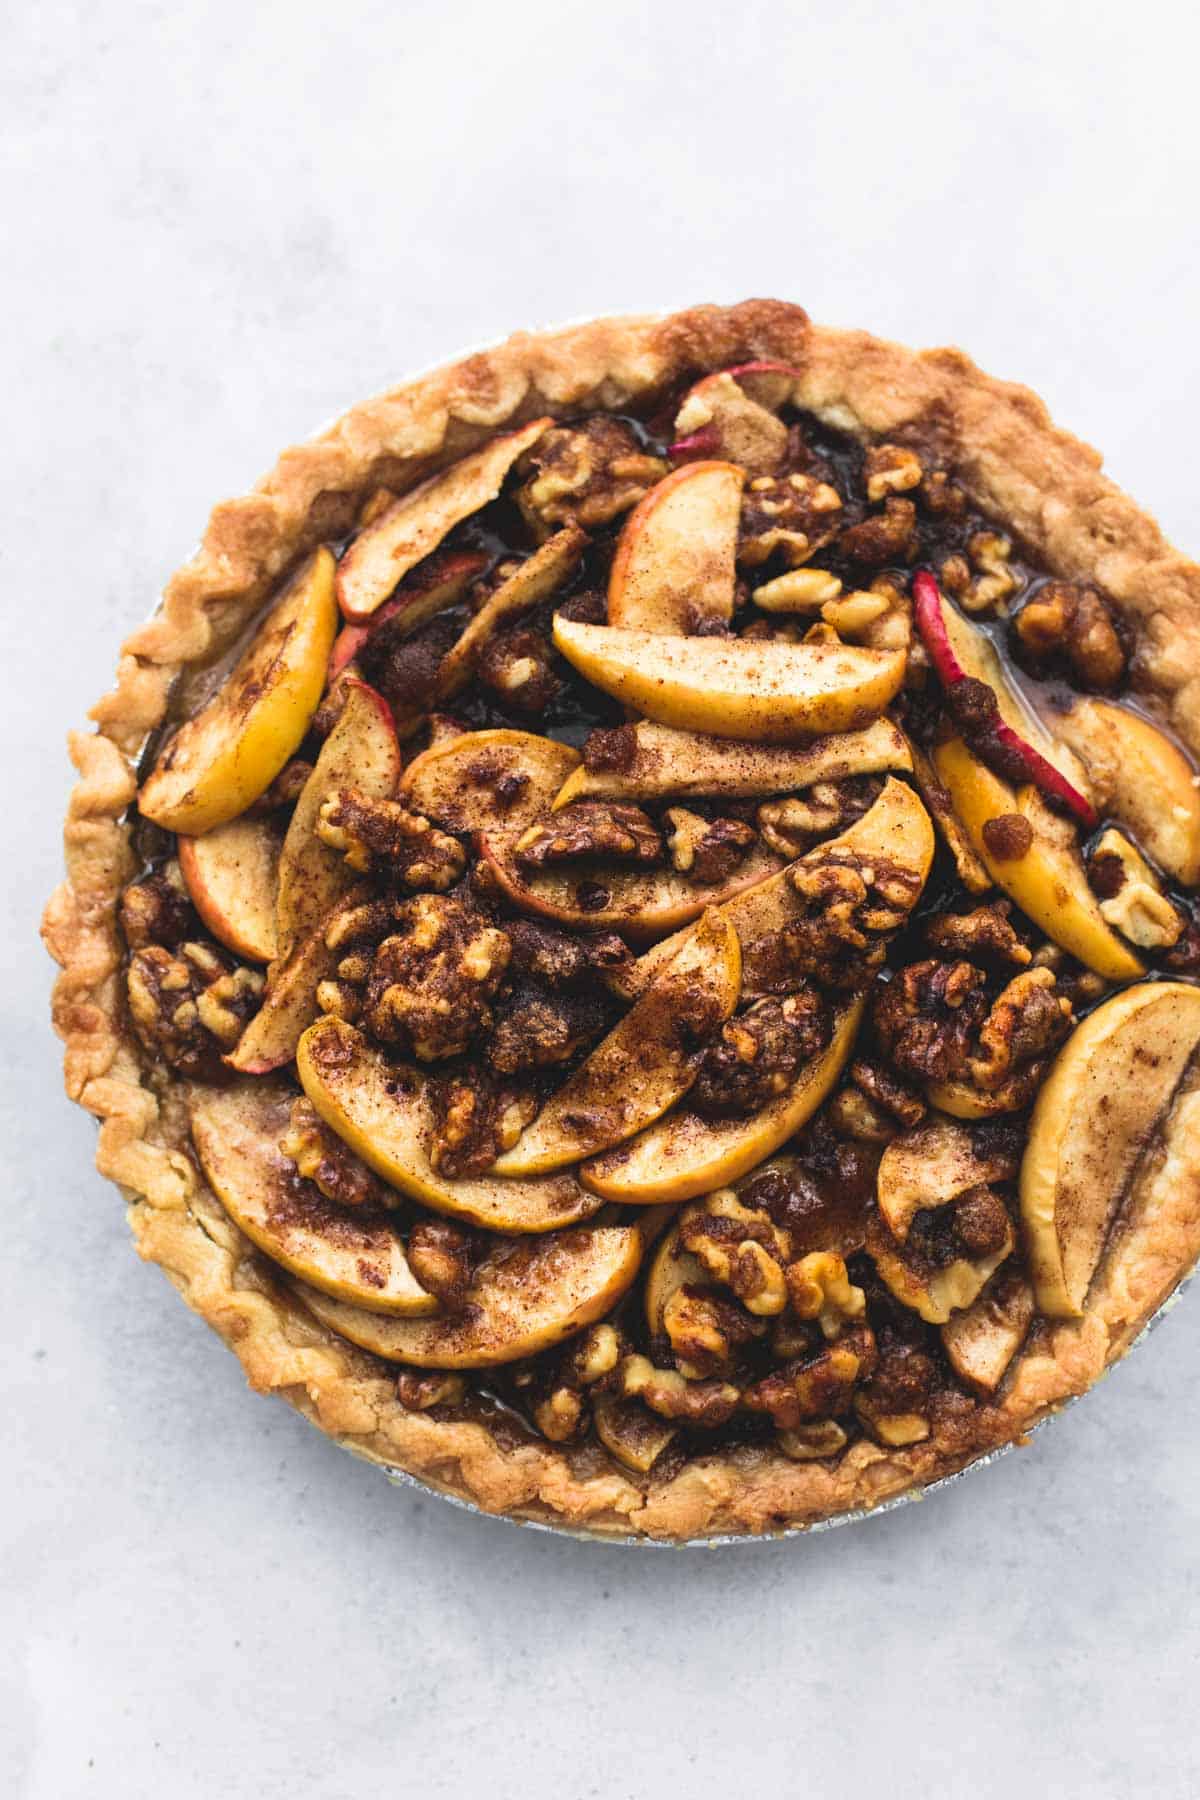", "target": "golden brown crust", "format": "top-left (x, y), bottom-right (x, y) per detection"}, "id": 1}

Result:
top-left (43, 299), bottom-right (1200, 1540)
